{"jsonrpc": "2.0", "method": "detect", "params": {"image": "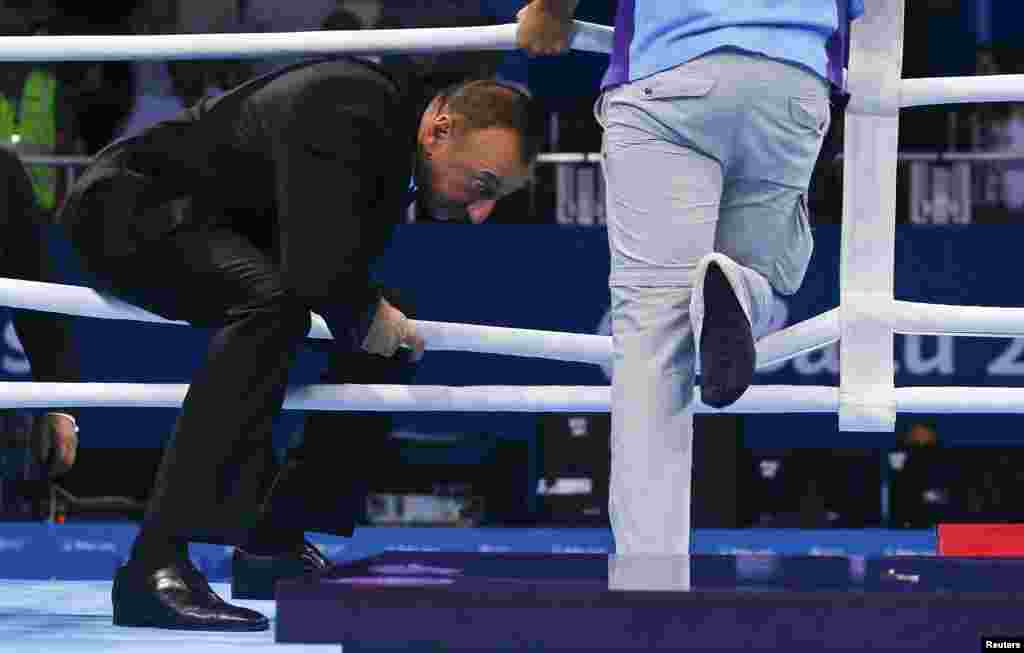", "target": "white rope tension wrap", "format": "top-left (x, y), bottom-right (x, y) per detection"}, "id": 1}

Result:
top-left (0, 278), bottom-right (836, 369)
top-left (0, 21), bottom-right (612, 62)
